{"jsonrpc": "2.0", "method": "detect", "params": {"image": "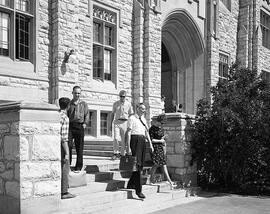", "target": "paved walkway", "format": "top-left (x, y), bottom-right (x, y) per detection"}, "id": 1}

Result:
top-left (151, 193), bottom-right (270, 214)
